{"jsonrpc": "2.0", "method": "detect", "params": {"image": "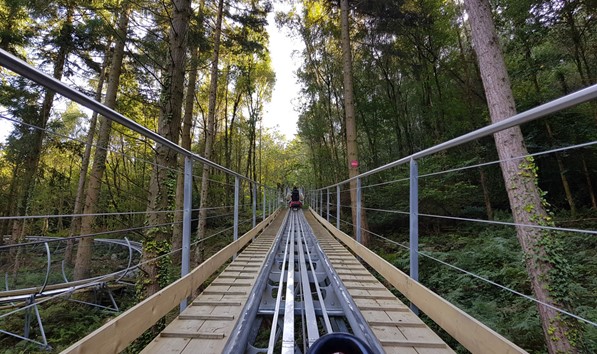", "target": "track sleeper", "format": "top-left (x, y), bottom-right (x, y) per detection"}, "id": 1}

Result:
top-left (160, 332), bottom-right (225, 339)
top-left (179, 314), bottom-right (234, 321)
top-left (192, 301), bottom-right (241, 306)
